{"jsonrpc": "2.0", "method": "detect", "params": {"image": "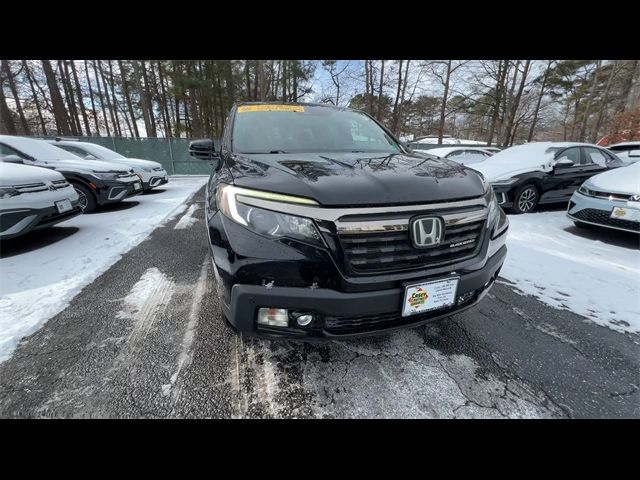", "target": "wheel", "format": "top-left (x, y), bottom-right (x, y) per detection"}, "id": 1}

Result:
top-left (509, 184), bottom-right (539, 214)
top-left (71, 182), bottom-right (97, 213)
